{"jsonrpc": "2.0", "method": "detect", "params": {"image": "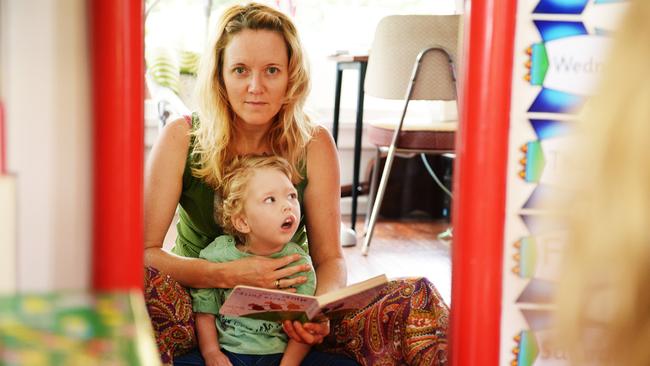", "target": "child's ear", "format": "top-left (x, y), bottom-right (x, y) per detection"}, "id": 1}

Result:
top-left (232, 214), bottom-right (251, 234)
